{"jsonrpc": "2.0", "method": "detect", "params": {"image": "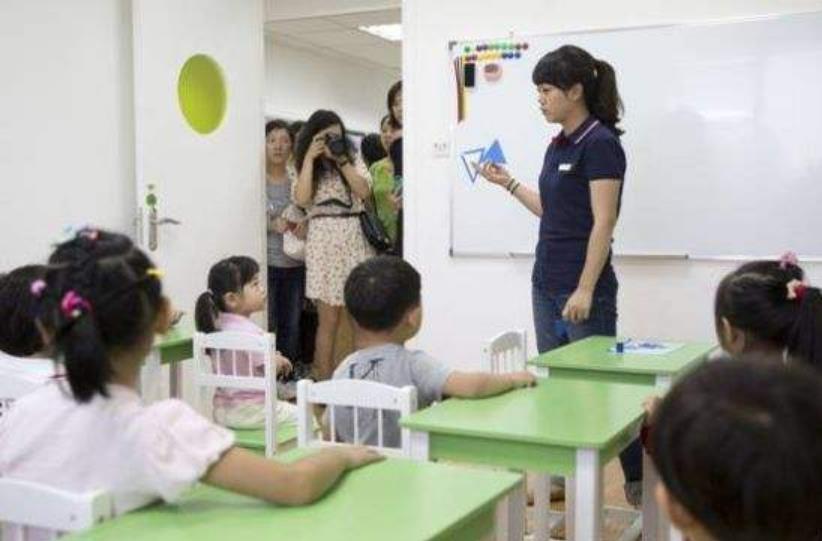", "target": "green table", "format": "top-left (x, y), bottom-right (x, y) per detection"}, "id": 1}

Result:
top-left (527, 336), bottom-right (716, 391)
top-left (65, 450), bottom-right (523, 541)
top-left (400, 378), bottom-right (650, 541)
top-left (527, 336), bottom-right (715, 541)
top-left (141, 326), bottom-right (193, 401)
